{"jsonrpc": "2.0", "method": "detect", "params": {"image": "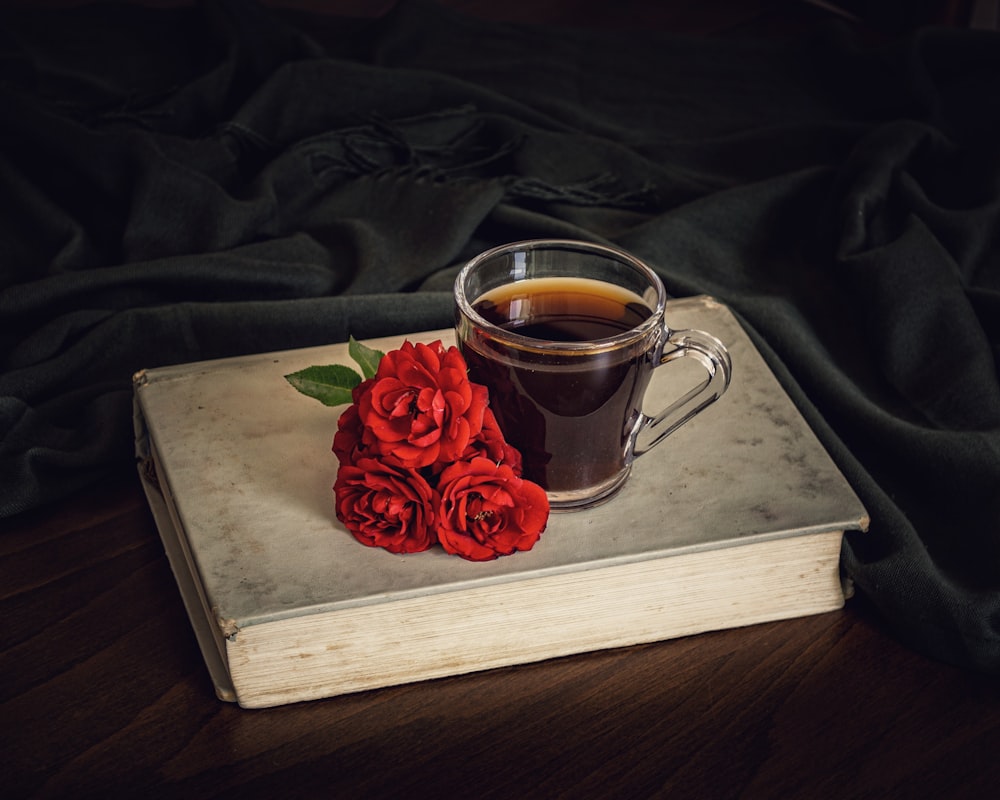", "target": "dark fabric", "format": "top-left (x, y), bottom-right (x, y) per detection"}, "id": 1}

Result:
top-left (1, 1), bottom-right (998, 674)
